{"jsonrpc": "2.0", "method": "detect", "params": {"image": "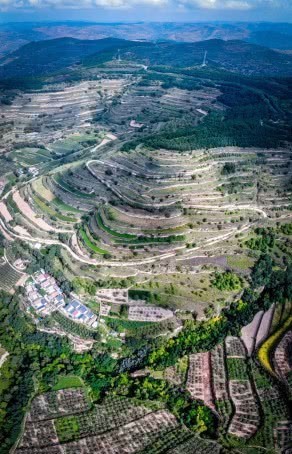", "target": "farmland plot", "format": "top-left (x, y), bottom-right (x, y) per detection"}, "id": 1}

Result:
top-left (227, 380), bottom-right (260, 439)
top-left (186, 352), bottom-right (215, 411)
top-left (274, 421), bottom-right (292, 453)
top-left (13, 190), bottom-right (56, 233)
top-left (0, 201), bottom-right (13, 222)
top-left (27, 388), bottom-right (90, 422)
top-left (225, 336), bottom-right (246, 358)
top-left (55, 396), bottom-right (153, 442)
top-left (225, 337), bottom-right (260, 439)
top-left (18, 390), bottom-right (202, 454)
top-left (211, 344), bottom-right (232, 430)
top-left (211, 344), bottom-right (229, 401)
top-left (168, 436), bottom-right (222, 454)
top-left (273, 330), bottom-right (292, 380)
top-left (18, 420), bottom-right (59, 450)
top-left (0, 260), bottom-right (22, 292)
top-left (251, 362), bottom-right (291, 451)
top-left (163, 356), bottom-right (188, 386)
top-left (0, 79), bottom-right (127, 152)
top-left (60, 410), bottom-right (178, 453)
